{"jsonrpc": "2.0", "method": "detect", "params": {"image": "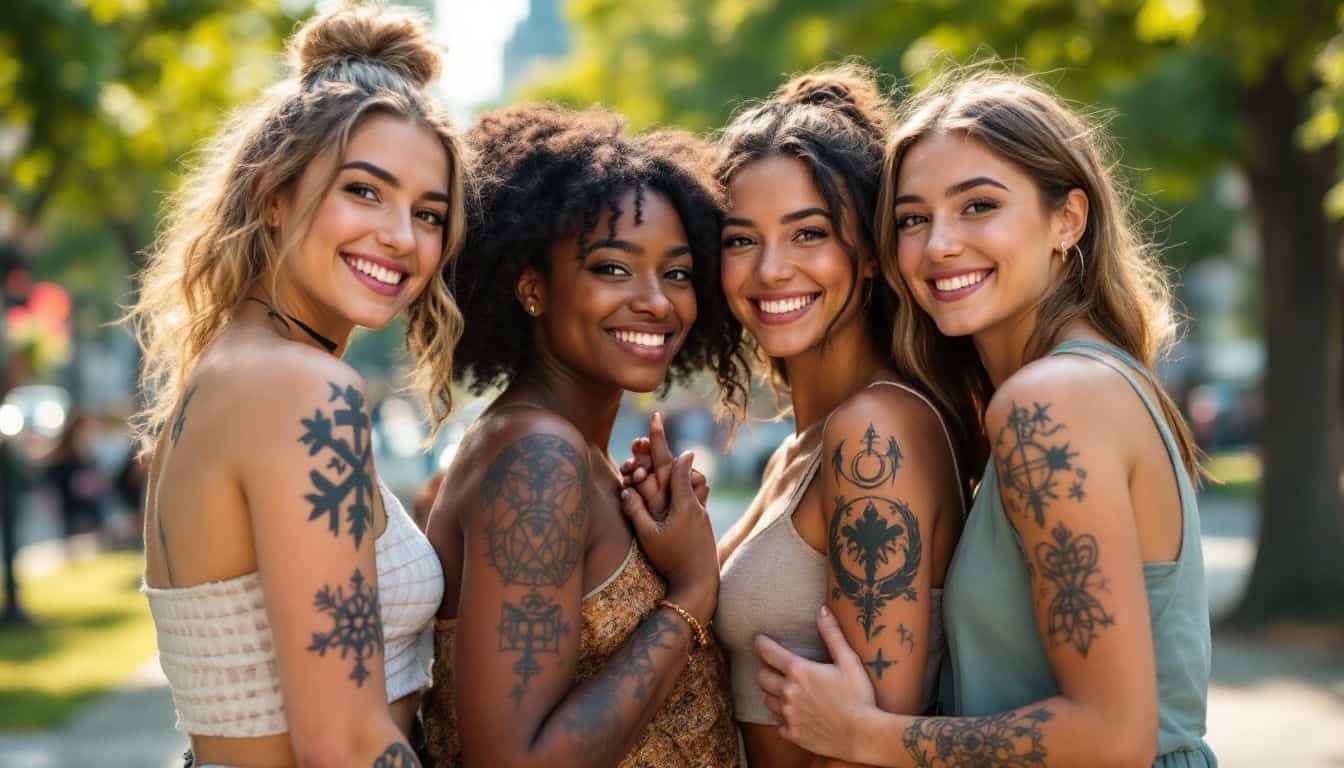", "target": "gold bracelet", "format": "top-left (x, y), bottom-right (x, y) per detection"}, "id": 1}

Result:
top-left (658, 598), bottom-right (711, 649)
